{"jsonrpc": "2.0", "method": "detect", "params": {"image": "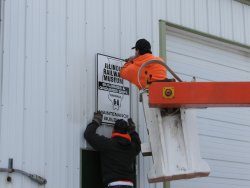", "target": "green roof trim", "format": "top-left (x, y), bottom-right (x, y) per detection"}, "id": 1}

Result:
top-left (159, 20), bottom-right (167, 61)
top-left (235, 0), bottom-right (250, 6)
